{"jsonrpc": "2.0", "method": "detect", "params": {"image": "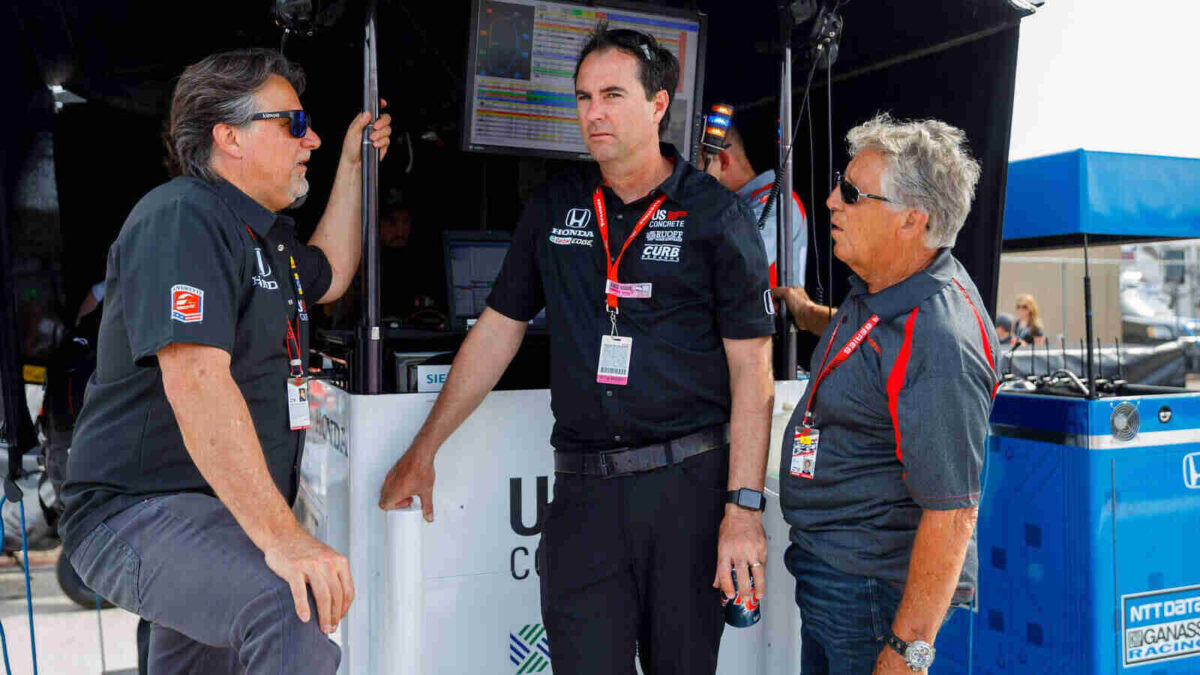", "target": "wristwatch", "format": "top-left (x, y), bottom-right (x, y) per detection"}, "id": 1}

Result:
top-left (885, 633), bottom-right (935, 671)
top-left (726, 488), bottom-right (766, 511)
